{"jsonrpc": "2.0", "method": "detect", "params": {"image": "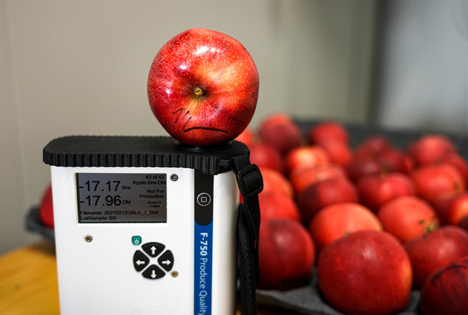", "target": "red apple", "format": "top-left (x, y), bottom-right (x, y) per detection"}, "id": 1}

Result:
top-left (309, 202), bottom-right (382, 252)
top-left (290, 164), bottom-right (347, 195)
top-left (318, 140), bottom-right (352, 166)
top-left (234, 128), bottom-right (255, 147)
top-left (357, 172), bottom-right (416, 212)
top-left (285, 146), bottom-right (330, 174)
top-left (404, 226), bottom-right (468, 288)
top-left (317, 230), bottom-right (412, 315)
top-left (407, 135), bottom-right (456, 166)
top-left (259, 120), bottom-right (302, 156)
top-left (308, 121), bottom-right (348, 145)
top-left (411, 163), bottom-right (465, 203)
top-left (147, 28), bottom-right (259, 147)
top-left (259, 113), bottom-right (294, 130)
top-left (297, 179), bottom-right (359, 226)
top-left (258, 193), bottom-right (300, 223)
top-left (442, 152), bottom-right (468, 184)
top-left (346, 157), bottom-right (381, 182)
top-left (378, 148), bottom-right (412, 173)
top-left (39, 184), bottom-right (54, 228)
top-left (378, 196), bottom-right (439, 243)
top-left (432, 191), bottom-right (460, 223)
top-left (248, 143), bottom-right (283, 174)
top-left (355, 135), bottom-right (391, 158)
top-left (440, 192), bottom-right (468, 225)
top-left (258, 219), bottom-right (315, 290)
top-left (259, 167), bottom-right (293, 198)
top-left (458, 215), bottom-right (468, 232)
top-left (420, 256), bottom-right (468, 315)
